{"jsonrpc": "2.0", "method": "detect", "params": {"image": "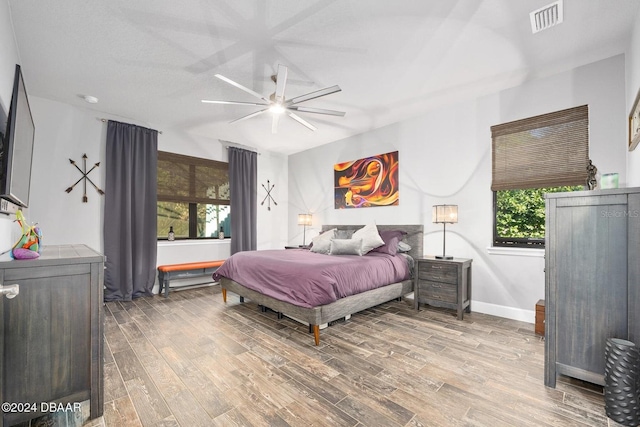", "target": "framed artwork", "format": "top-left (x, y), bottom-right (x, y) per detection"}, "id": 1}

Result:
top-left (334, 151), bottom-right (399, 209)
top-left (630, 87), bottom-right (640, 151)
